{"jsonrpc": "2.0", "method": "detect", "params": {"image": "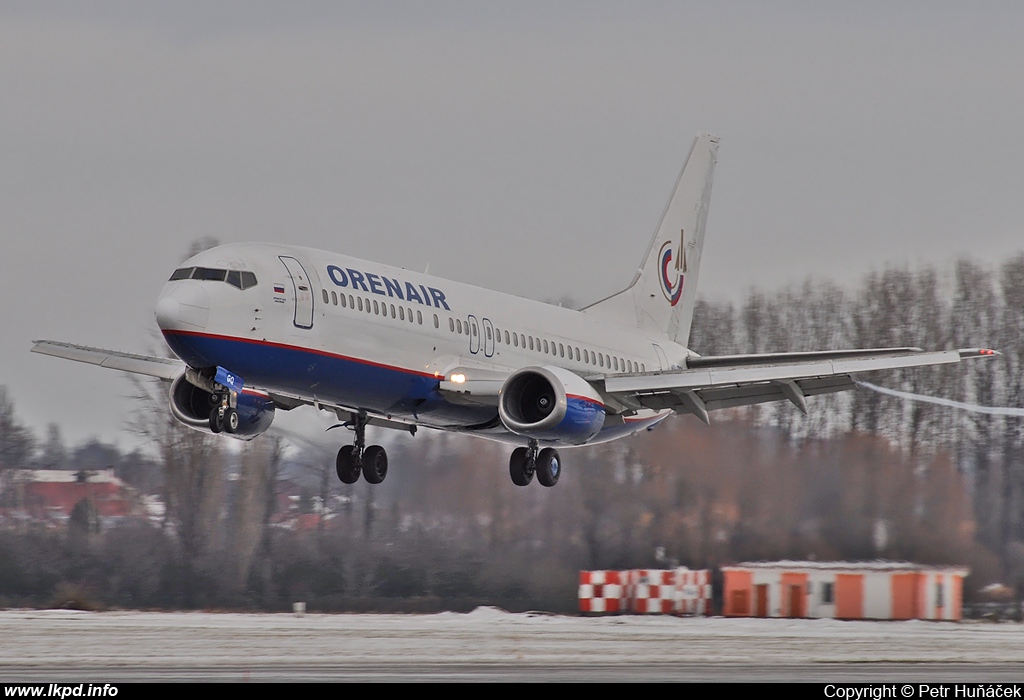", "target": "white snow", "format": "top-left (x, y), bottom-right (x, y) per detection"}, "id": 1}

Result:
top-left (1, 608), bottom-right (1022, 667)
